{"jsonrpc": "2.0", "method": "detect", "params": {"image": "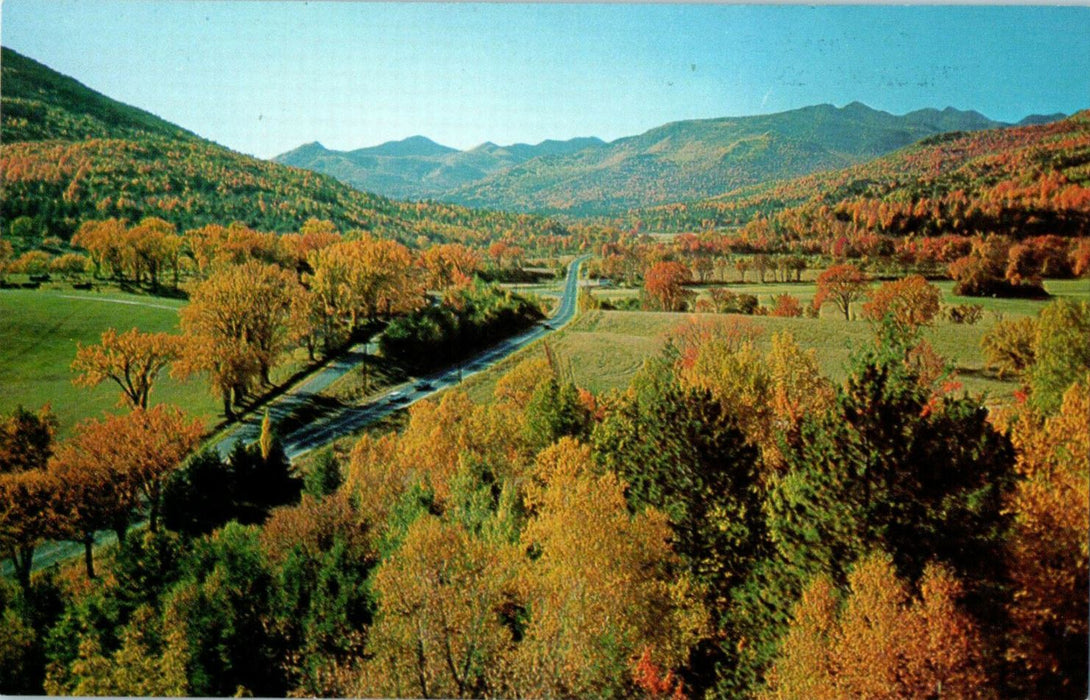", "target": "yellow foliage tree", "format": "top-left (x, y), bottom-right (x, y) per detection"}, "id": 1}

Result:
top-left (1004, 377), bottom-right (1089, 696)
top-left (514, 438), bottom-right (706, 697)
top-left (355, 516), bottom-right (518, 698)
top-left (764, 552), bottom-right (989, 700)
top-left (72, 327), bottom-right (183, 409)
